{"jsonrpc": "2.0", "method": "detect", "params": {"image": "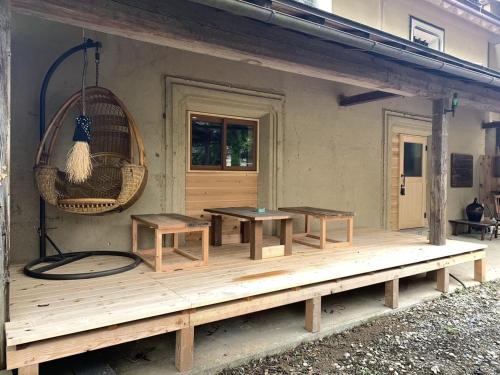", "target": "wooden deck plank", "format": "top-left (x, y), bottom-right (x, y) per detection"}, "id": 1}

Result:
top-left (6, 230), bottom-right (486, 347)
